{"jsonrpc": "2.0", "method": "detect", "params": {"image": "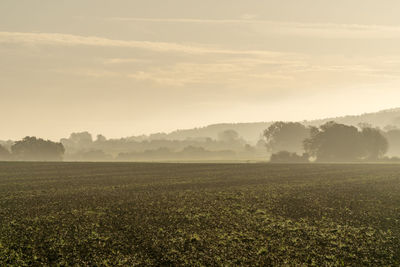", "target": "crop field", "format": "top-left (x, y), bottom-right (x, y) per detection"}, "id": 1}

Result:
top-left (0, 162), bottom-right (400, 266)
